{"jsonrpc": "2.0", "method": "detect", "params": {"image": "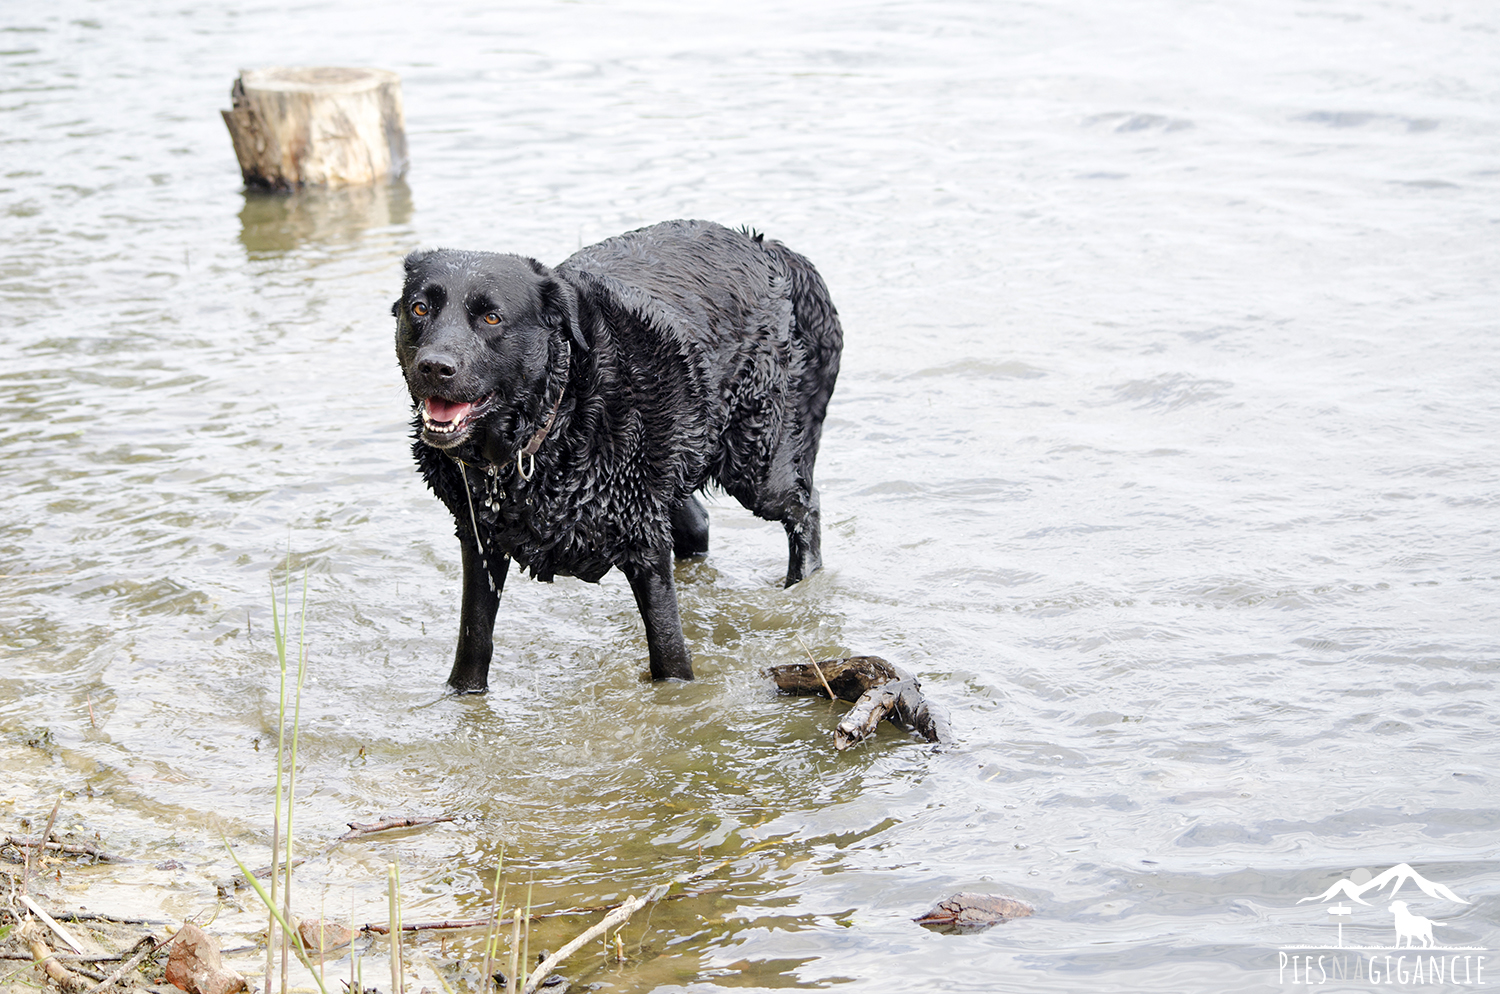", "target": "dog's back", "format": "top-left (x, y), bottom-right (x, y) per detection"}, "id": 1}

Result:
top-left (559, 221), bottom-right (842, 530)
